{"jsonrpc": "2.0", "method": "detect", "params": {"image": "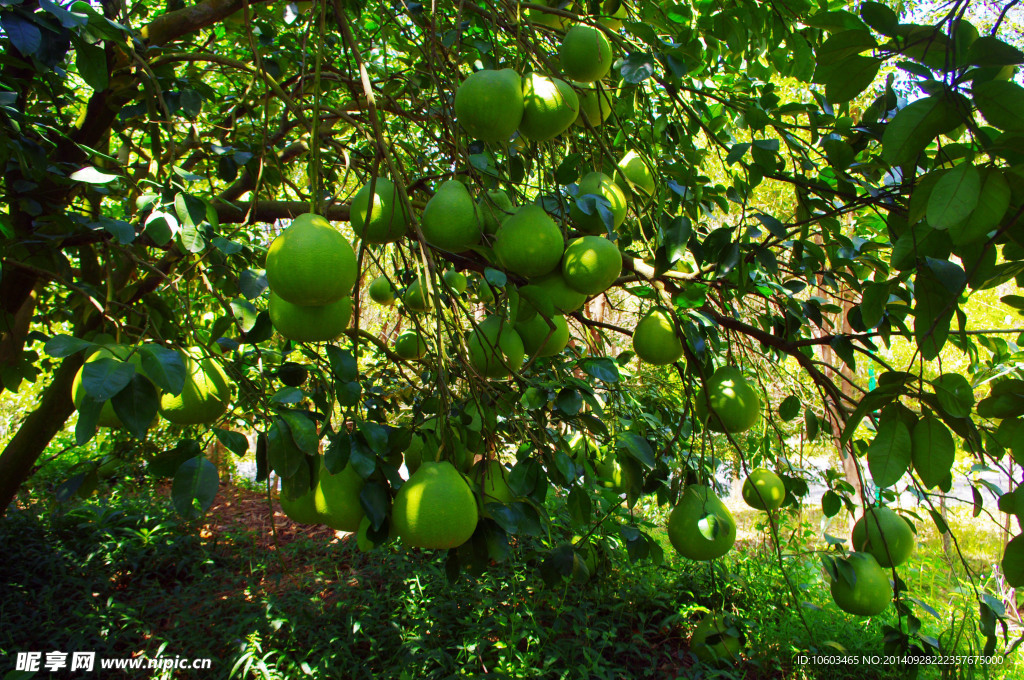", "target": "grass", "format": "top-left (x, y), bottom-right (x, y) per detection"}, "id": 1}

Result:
top-left (0, 476), bottom-right (1021, 680)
